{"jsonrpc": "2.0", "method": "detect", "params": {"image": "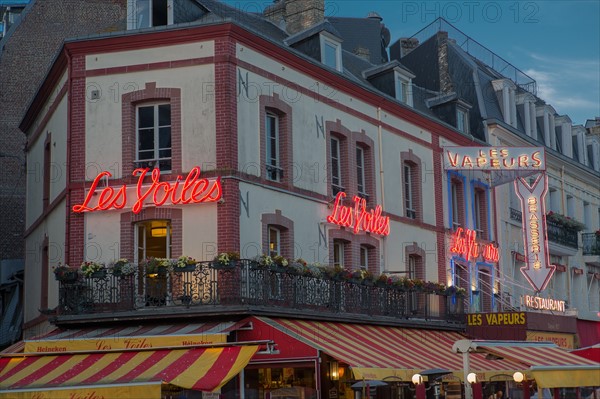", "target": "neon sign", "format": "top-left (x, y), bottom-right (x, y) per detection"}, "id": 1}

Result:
top-left (523, 295), bottom-right (565, 312)
top-left (326, 192), bottom-right (390, 236)
top-left (444, 147), bottom-right (545, 171)
top-left (449, 227), bottom-right (499, 263)
top-left (515, 173), bottom-right (555, 292)
top-left (73, 166), bottom-right (221, 214)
